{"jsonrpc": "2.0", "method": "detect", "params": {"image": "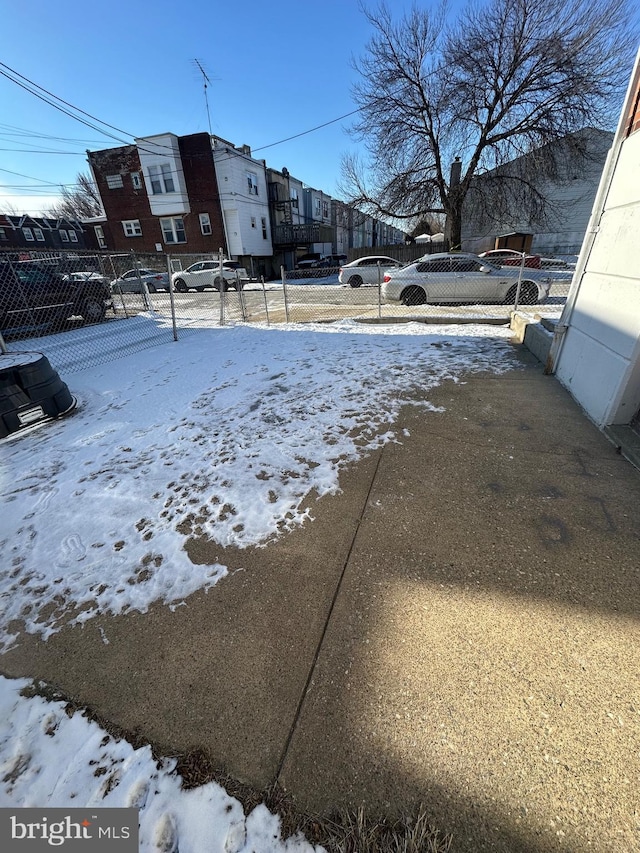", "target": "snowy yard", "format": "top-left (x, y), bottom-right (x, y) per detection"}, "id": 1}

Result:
top-left (0, 319), bottom-right (519, 849)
